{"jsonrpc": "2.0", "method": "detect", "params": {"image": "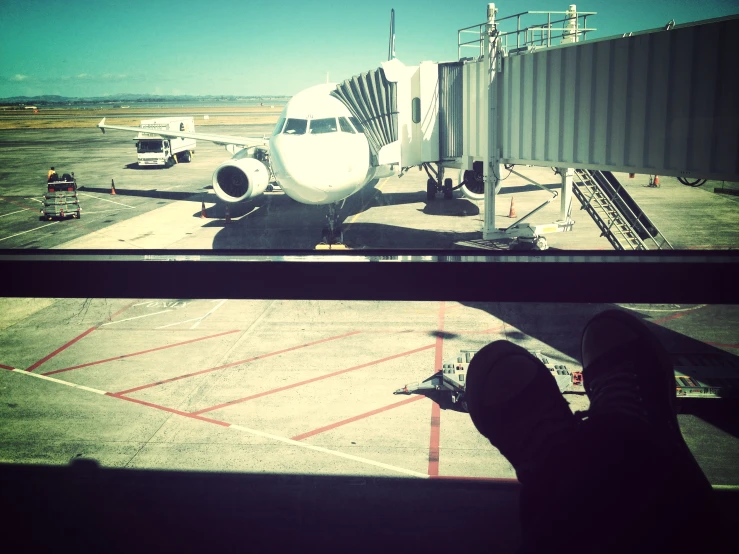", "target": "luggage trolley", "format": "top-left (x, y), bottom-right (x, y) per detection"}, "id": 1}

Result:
top-left (41, 172), bottom-right (81, 221)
